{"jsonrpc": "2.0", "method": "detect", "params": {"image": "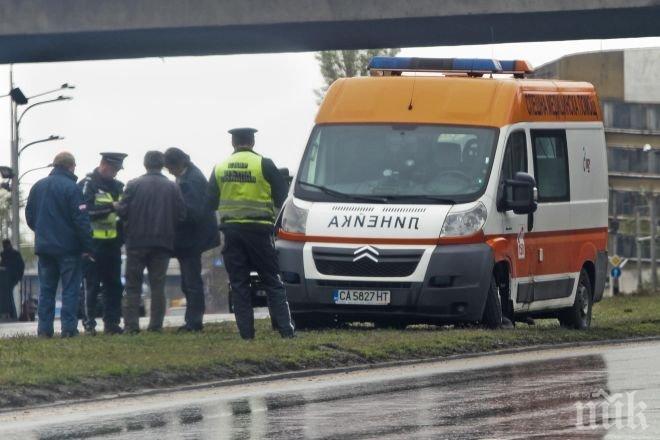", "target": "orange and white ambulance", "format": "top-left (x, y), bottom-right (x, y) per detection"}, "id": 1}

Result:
top-left (276, 57), bottom-right (608, 330)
